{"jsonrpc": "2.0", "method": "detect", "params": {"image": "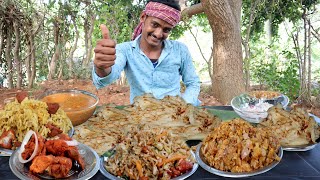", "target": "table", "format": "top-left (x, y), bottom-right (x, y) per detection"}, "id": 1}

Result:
top-left (1, 106), bottom-right (320, 179)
